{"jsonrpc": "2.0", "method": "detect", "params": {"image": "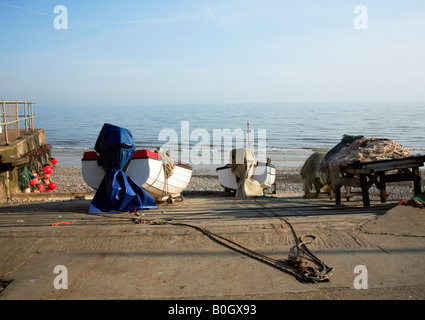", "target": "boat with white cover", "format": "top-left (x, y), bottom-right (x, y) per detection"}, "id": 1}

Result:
top-left (216, 122), bottom-right (277, 196)
top-left (216, 160), bottom-right (276, 193)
